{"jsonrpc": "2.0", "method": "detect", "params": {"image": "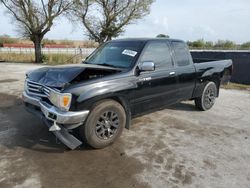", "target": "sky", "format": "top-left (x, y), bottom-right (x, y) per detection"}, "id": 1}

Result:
top-left (0, 0), bottom-right (249, 43)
